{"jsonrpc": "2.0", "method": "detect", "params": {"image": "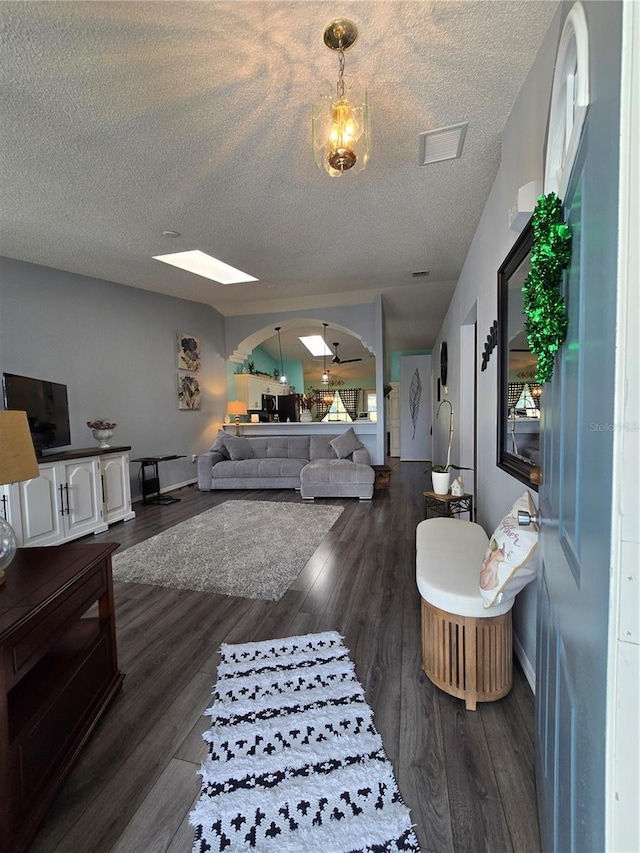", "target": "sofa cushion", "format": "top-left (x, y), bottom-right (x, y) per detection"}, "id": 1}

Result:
top-left (301, 458), bottom-right (374, 485)
top-left (309, 435), bottom-right (336, 460)
top-left (330, 427), bottom-right (364, 459)
top-left (210, 430), bottom-right (230, 459)
top-left (212, 458), bottom-right (307, 479)
top-left (264, 435), bottom-right (311, 459)
top-left (479, 492), bottom-right (539, 609)
top-left (223, 434), bottom-right (254, 461)
top-left (416, 517), bottom-right (513, 618)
